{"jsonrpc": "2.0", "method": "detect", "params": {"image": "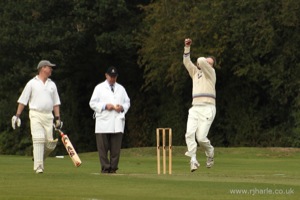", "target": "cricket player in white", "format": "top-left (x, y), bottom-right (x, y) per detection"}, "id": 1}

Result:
top-left (12, 60), bottom-right (62, 174)
top-left (183, 38), bottom-right (217, 172)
